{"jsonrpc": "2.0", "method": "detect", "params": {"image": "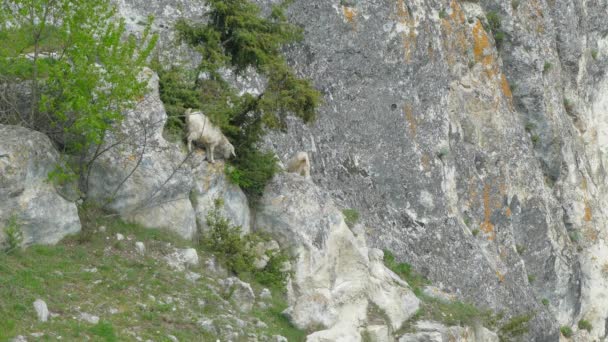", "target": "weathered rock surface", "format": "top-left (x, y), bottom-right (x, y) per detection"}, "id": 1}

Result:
top-left (33, 299), bottom-right (49, 322)
top-left (256, 173), bottom-right (420, 340)
top-left (0, 124), bottom-right (80, 246)
top-left (399, 321), bottom-right (498, 342)
top-left (116, 0), bottom-right (608, 339)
